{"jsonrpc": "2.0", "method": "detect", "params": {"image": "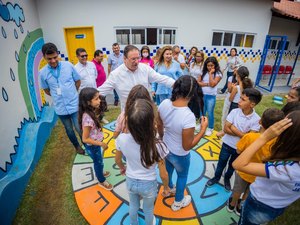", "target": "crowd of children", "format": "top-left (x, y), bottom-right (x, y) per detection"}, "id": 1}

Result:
top-left (76, 45), bottom-right (300, 225)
